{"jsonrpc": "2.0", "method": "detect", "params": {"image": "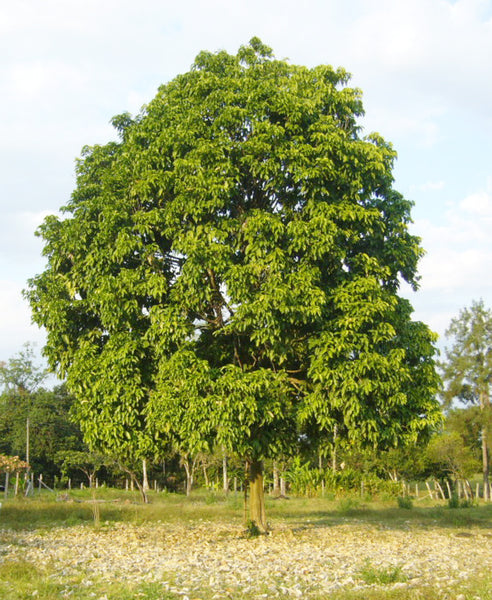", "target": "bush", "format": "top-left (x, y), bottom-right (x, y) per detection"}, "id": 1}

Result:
top-left (397, 496), bottom-right (413, 509)
top-left (285, 458), bottom-right (324, 497)
top-left (448, 493), bottom-right (475, 509)
top-left (285, 458), bottom-right (402, 498)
